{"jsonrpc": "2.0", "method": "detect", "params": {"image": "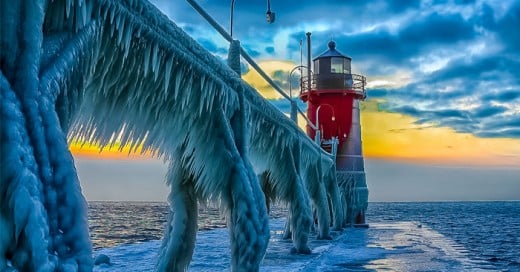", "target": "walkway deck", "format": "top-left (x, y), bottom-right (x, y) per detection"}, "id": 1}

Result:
top-left (94, 219), bottom-right (496, 271)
